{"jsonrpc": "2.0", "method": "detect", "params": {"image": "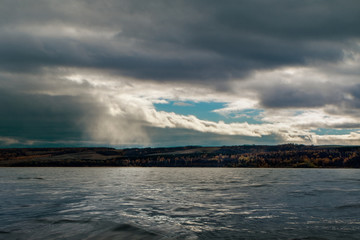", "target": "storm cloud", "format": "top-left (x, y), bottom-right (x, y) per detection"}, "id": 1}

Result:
top-left (1, 0), bottom-right (360, 147)
top-left (1, 0), bottom-right (360, 80)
